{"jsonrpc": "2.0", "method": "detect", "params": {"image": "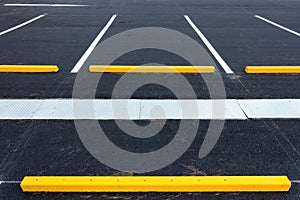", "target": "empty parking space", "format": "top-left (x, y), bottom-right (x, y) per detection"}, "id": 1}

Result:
top-left (0, 12), bottom-right (113, 71)
top-left (0, 120), bottom-right (300, 198)
top-left (181, 3), bottom-right (300, 71)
